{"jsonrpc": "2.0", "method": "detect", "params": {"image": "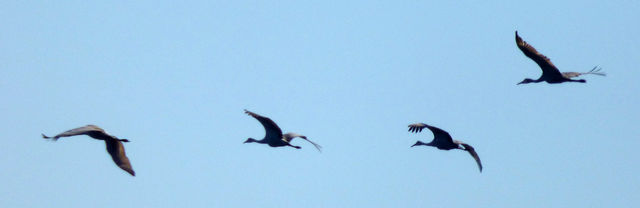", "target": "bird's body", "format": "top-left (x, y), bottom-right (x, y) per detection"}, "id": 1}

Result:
top-left (42, 125), bottom-right (135, 176)
top-left (244, 110), bottom-right (322, 152)
top-left (408, 123), bottom-right (483, 172)
top-left (515, 31), bottom-right (605, 85)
